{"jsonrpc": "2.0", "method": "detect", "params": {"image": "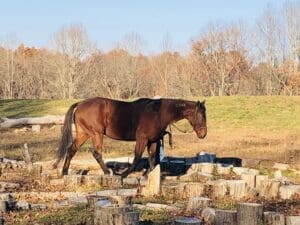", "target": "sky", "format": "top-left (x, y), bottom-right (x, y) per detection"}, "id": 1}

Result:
top-left (0, 0), bottom-right (286, 54)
